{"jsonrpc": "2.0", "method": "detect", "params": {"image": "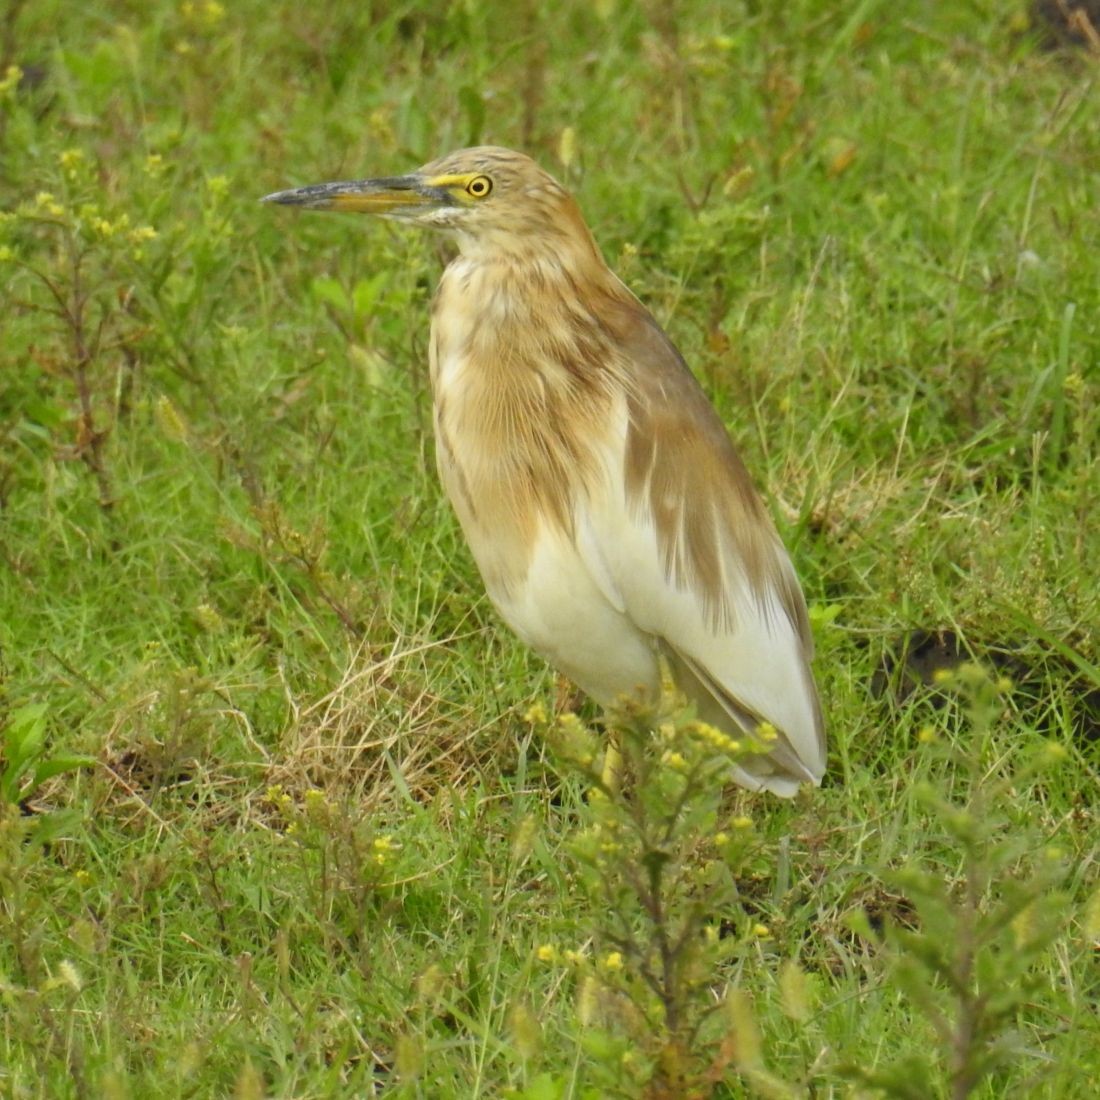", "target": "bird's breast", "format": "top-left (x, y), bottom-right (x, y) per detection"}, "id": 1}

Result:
top-left (428, 261), bottom-right (623, 600)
